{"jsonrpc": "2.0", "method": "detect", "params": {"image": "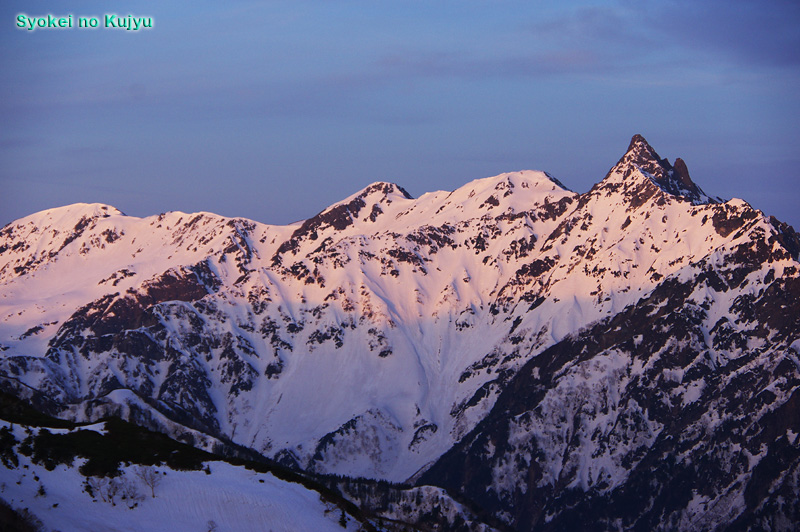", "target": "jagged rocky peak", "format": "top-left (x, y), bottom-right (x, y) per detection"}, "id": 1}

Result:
top-left (622, 133), bottom-right (670, 177)
top-left (671, 157), bottom-right (692, 188)
top-left (599, 134), bottom-right (717, 206)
